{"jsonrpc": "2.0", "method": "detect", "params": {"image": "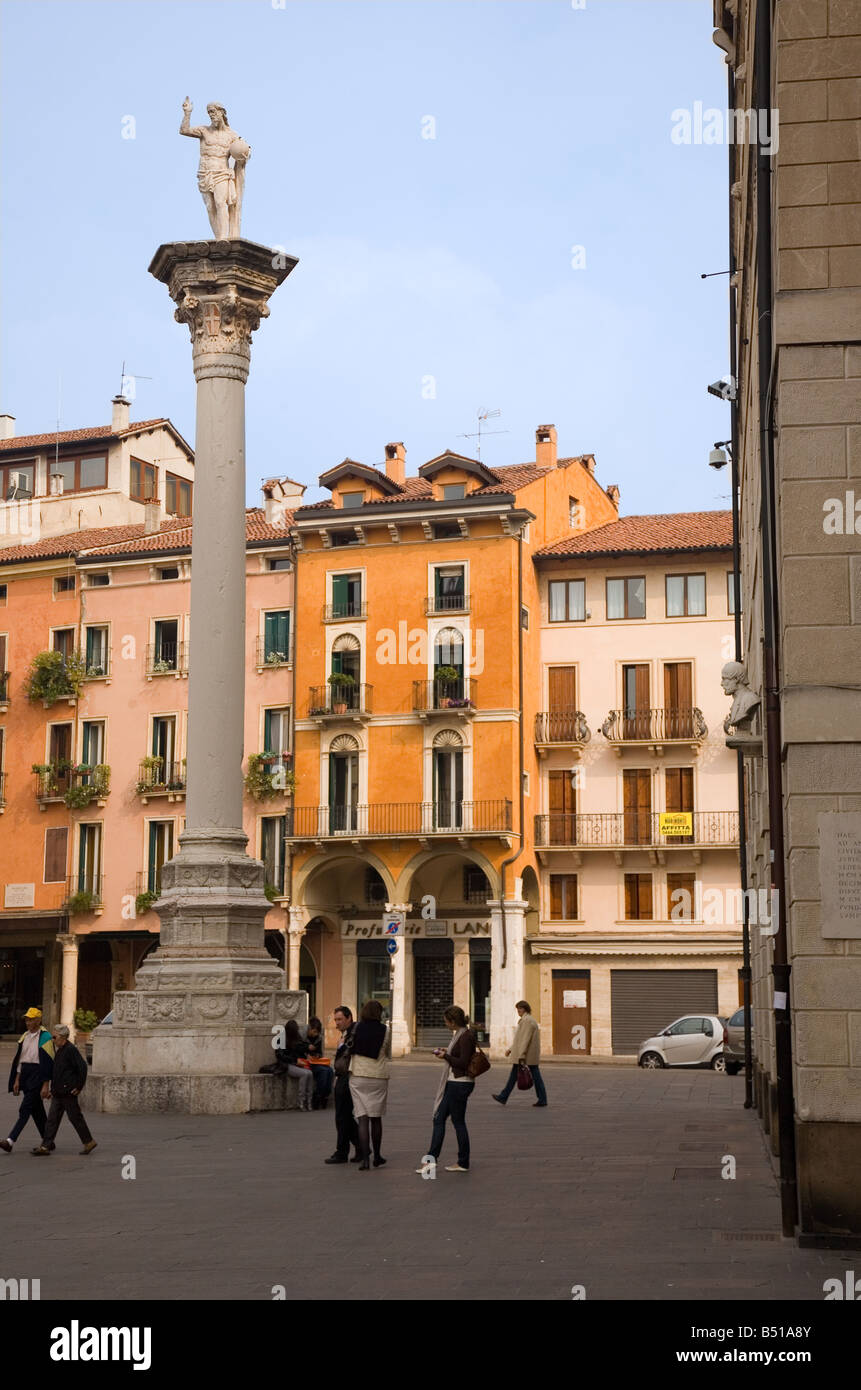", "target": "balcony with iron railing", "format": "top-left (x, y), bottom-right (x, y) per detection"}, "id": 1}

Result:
top-left (82, 650), bottom-right (111, 681)
top-left (534, 810), bottom-right (738, 850)
top-left (308, 683), bottom-right (373, 721)
top-left (0, 671), bottom-right (9, 708)
top-left (145, 642), bottom-right (188, 679)
top-left (135, 759), bottom-right (186, 802)
top-left (287, 799), bottom-right (513, 840)
top-left (63, 873), bottom-right (104, 915)
top-left (425, 592), bottom-right (470, 616)
top-left (322, 601), bottom-right (368, 623)
top-left (255, 635), bottom-right (293, 669)
top-left (534, 710), bottom-right (591, 753)
top-left (413, 677), bottom-right (478, 716)
top-left (601, 706), bottom-right (708, 753)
